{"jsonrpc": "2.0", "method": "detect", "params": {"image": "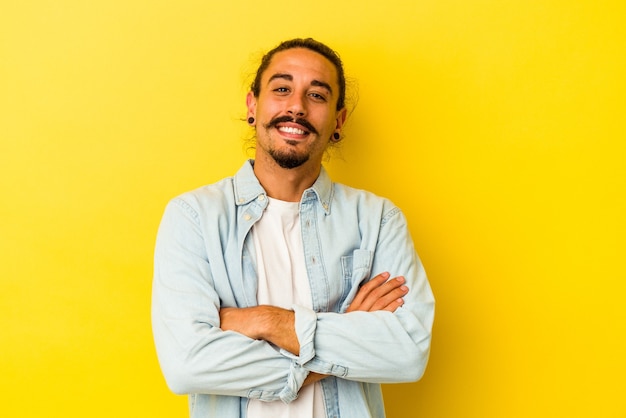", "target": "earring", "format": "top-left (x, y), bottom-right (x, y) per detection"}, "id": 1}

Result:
top-left (333, 132), bottom-right (341, 141)
top-left (247, 117), bottom-right (255, 125)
